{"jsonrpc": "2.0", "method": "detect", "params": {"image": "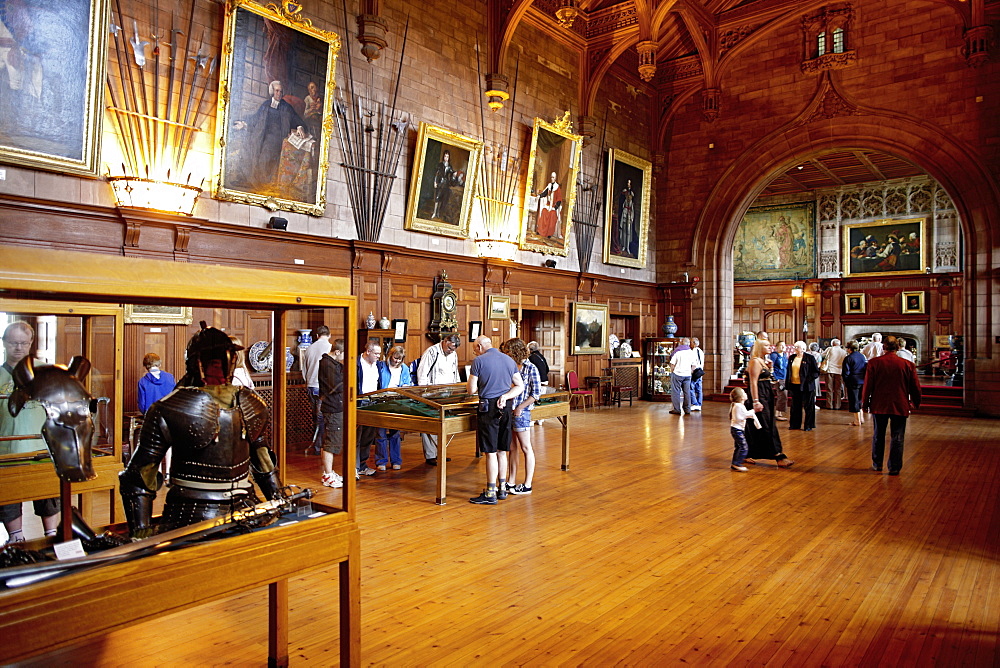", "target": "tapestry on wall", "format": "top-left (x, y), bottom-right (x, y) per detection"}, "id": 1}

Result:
top-left (733, 202), bottom-right (816, 281)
